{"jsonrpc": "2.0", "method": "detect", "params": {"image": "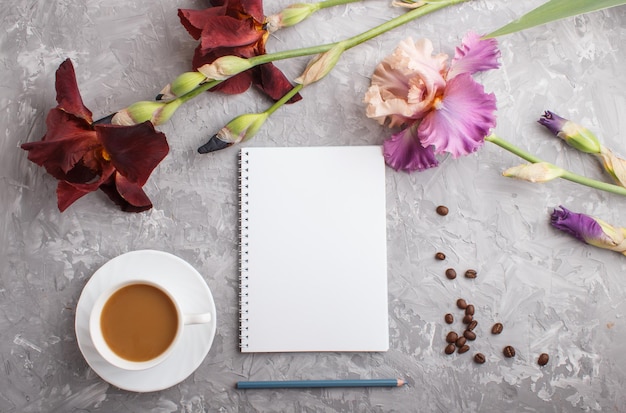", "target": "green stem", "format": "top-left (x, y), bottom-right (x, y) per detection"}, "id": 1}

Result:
top-left (265, 84), bottom-right (304, 116)
top-left (317, 0), bottom-right (363, 9)
top-left (250, 0), bottom-right (467, 66)
top-left (486, 134), bottom-right (626, 197)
